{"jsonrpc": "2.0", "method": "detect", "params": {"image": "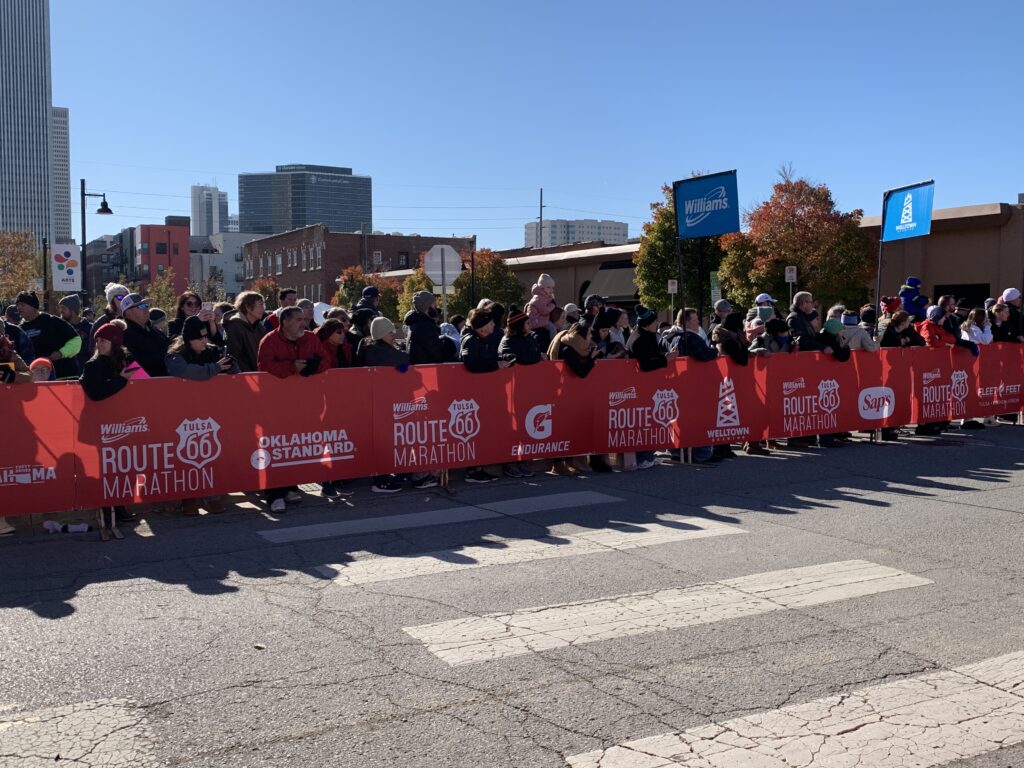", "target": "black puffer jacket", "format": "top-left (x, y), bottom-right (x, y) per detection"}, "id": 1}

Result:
top-left (123, 321), bottom-right (170, 377)
top-left (404, 310), bottom-right (446, 365)
top-left (460, 330), bottom-right (499, 373)
top-left (629, 328), bottom-right (669, 372)
top-left (498, 333), bottom-right (542, 365)
top-left (787, 309), bottom-right (826, 352)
